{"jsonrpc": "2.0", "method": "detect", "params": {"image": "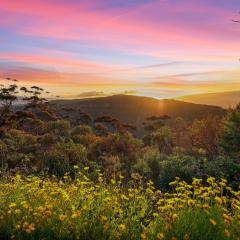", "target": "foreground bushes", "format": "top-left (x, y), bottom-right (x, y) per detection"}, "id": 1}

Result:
top-left (0, 171), bottom-right (239, 240)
